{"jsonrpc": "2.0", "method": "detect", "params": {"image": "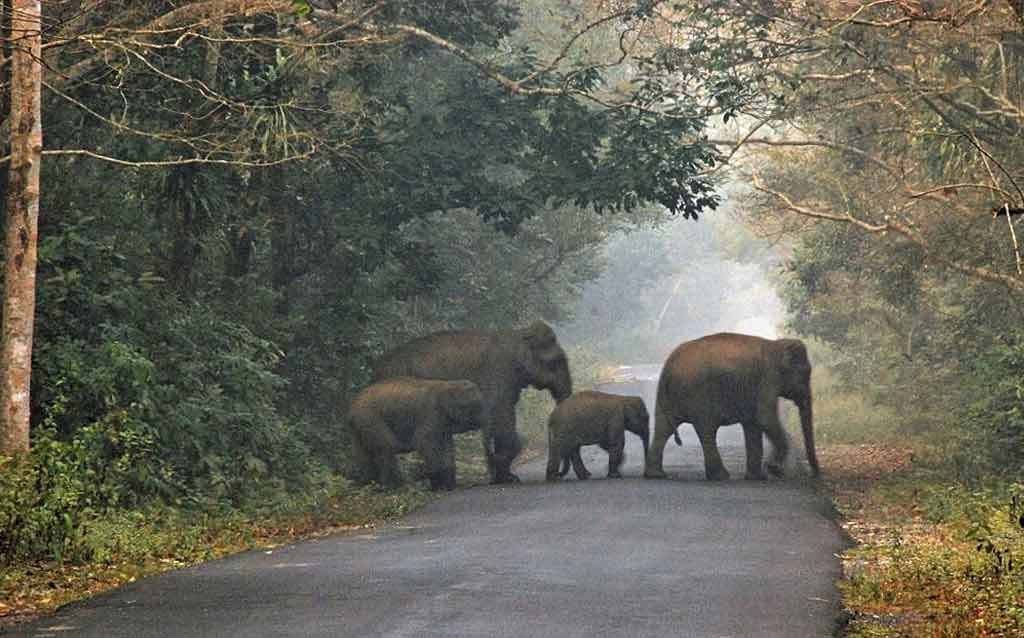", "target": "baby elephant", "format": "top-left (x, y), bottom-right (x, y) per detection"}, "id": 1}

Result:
top-left (346, 377), bottom-right (484, 490)
top-left (546, 390), bottom-right (650, 481)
